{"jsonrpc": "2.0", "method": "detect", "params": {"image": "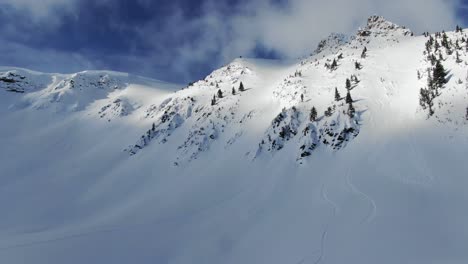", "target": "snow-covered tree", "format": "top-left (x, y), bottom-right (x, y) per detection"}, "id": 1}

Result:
top-left (361, 46), bottom-right (367, 58)
top-left (346, 78), bottom-right (352, 90)
top-left (456, 51), bottom-right (462, 63)
top-left (334, 87), bottom-right (341, 102)
top-left (331, 59), bottom-right (338, 70)
top-left (324, 106), bottom-right (333, 117)
top-left (347, 102), bottom-right (356, 118)
top-left (346, 90), bottom-right (353, 104)
top-left (355, 61), bottom-right (362, 70)
top-left (433, 60), bottom-right (448, 88)
top-left (239, 82), bottom-right (245, 92)
top-left (310, 107), bottom-right (318, 121)
top-left (217, 89), bottom-right (223, 98)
